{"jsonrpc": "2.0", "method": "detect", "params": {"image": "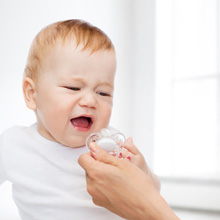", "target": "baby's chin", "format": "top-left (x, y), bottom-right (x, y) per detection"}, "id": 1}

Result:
top-left (61, 137), bottom-right (87, 148)
top-left (62, 141), bottom-right (85, 148)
